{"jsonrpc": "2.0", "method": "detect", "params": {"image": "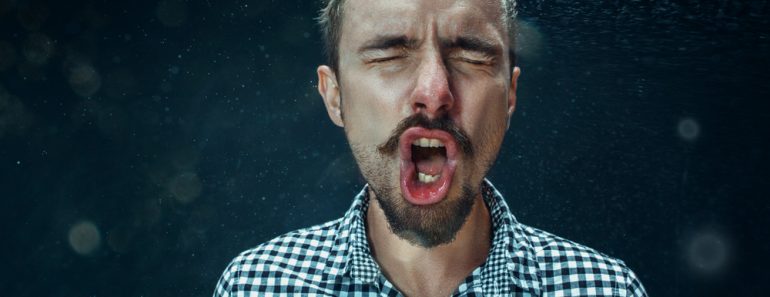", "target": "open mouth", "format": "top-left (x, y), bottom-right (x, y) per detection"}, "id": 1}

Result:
top-left (399, 127), bottom-right (459, 205)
